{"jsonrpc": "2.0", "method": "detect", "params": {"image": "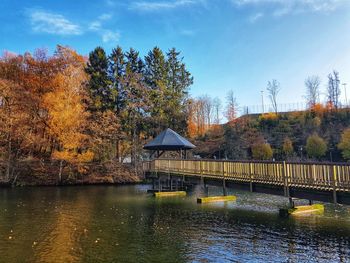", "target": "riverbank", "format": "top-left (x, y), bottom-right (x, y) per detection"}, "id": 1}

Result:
top-left (0, 160), bottom-right (141, 187)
